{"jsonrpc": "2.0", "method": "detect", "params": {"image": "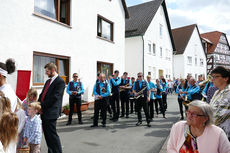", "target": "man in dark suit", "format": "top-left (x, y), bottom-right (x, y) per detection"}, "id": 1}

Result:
top-left (38, 63), bottom-right (65, 153)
